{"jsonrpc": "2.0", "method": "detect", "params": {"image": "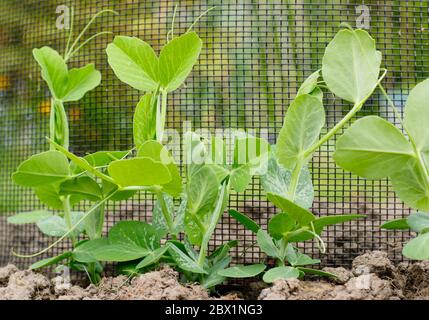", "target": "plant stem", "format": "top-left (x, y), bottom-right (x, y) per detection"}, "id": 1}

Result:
top-left (303, 70), bottom-right (388, 158)
top-left (62, 196), bottom-right (76, 246)
top-left (156, 90), bottom-right (168, 143)
top-left (156, 191), bottom-right (176, 240)
top-left (288, 158), bottom-right (304, 200)
top-left (198, 181), bottom-right (230, 267)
